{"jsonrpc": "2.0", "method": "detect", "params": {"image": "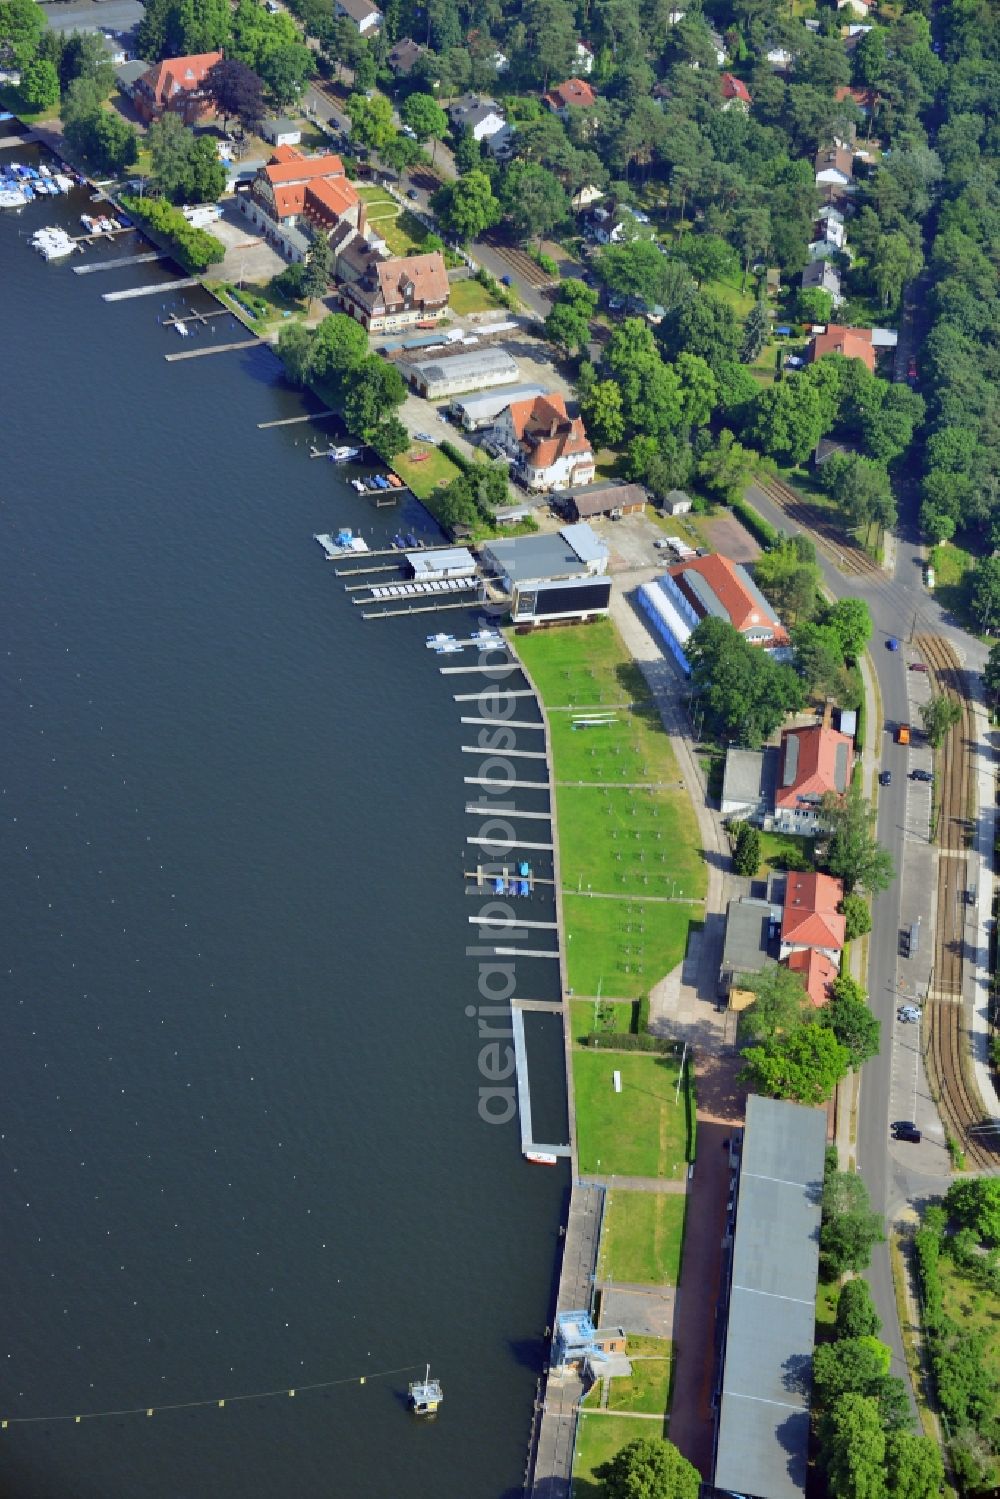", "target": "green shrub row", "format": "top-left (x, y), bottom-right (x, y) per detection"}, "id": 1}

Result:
top-left (438, 439), bottom-right (473, 474)
top-left (728, 494), bottom-right (780, 548)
